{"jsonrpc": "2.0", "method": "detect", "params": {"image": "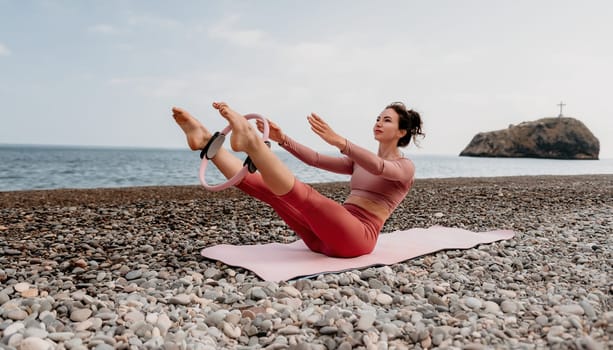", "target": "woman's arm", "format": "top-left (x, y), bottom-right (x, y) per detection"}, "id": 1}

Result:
top-left (279, 136), bottom-right (354, 174)
top-left (307, 113), bottom-right (413, 181)
top-left (341, 140), bottom-right (414, 181)
top-left (257, 118), bottom-right (353, 174)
